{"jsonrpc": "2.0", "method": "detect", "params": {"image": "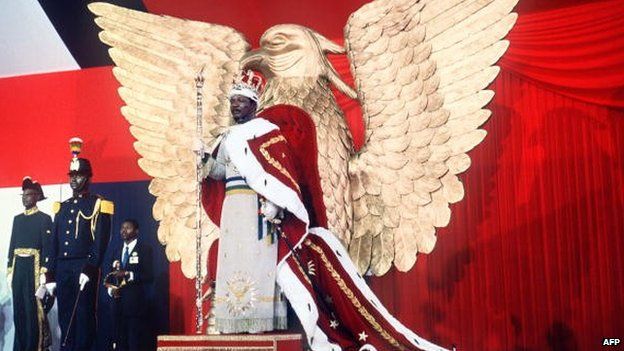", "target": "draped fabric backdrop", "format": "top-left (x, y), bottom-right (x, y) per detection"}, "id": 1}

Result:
top-left (0, 0), bottom-right (623, 350)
